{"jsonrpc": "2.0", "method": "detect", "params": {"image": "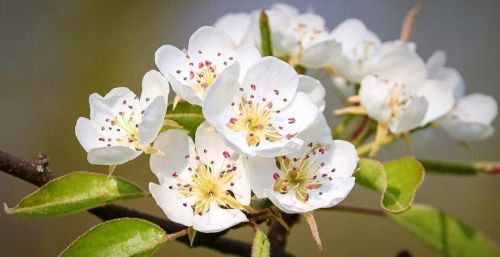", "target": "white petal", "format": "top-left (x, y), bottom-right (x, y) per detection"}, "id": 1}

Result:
top-left (288, 113), bottom-right (332, 159)
top-left (389, 96), bottom-right (428, 133)
top-left (451, 93), bottom-right (498, 124)
top-left (89, 87), bottom-right (137, 121)
top-left (243, 156), bottom-right (280, 198)
top-left (426, 50), bottom-right (446, 78)
top-left (321, 140), bottom-right (359, 179)
top-left (192, 203), bottom-right (247, 233)
top-left (75, 117), bottom-right (103, 152)
top-left (369, 42), bottom-right (426, 87)
top-left (87, 146), bottom-right (141, 165)
top-left (441, 121), bottom-right (495, 142)
top-left (250, 137), bottom-right (303, 158)
top-left (266, 177), bottom-right (355, 214)
top-left (138, 97), bottom-right (167, 146)
top-left (141, 70), bottom-right (170, 107)
top-left (149, 183), bottom-right (194, 227)
top-left (194, 121), bottom-right (239, 173)
top-left (300, 39), bottom-right (341, 68)
top-left (297, 75), bottom-right (326, 111)
top-left (331, 19), bottom-right (381, 53)
top-left (271, 3), bottom-right (299, 17)
top-left (187, 26), bottom-right (236, 58)
top-left (234, 43), bottom-right (261, 80)
top-left (150, 130), bottom-right (197, 183)
top-left (359, 76), bottom-right (392, 123)
top-left (203, 63), bottom-right (243, 131)
top-left (214, 13), bottom-right (251, 45)
top-left (242, 56), bottom-right (299, 110)
top-left (155, 45), bottom-right (202, 106)
top-left (272, 92), bottom-right (318, 136)
top-left (427, 51), bottom-right (465, 98)
top-left (418, 80), bottom-right (455, 125)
